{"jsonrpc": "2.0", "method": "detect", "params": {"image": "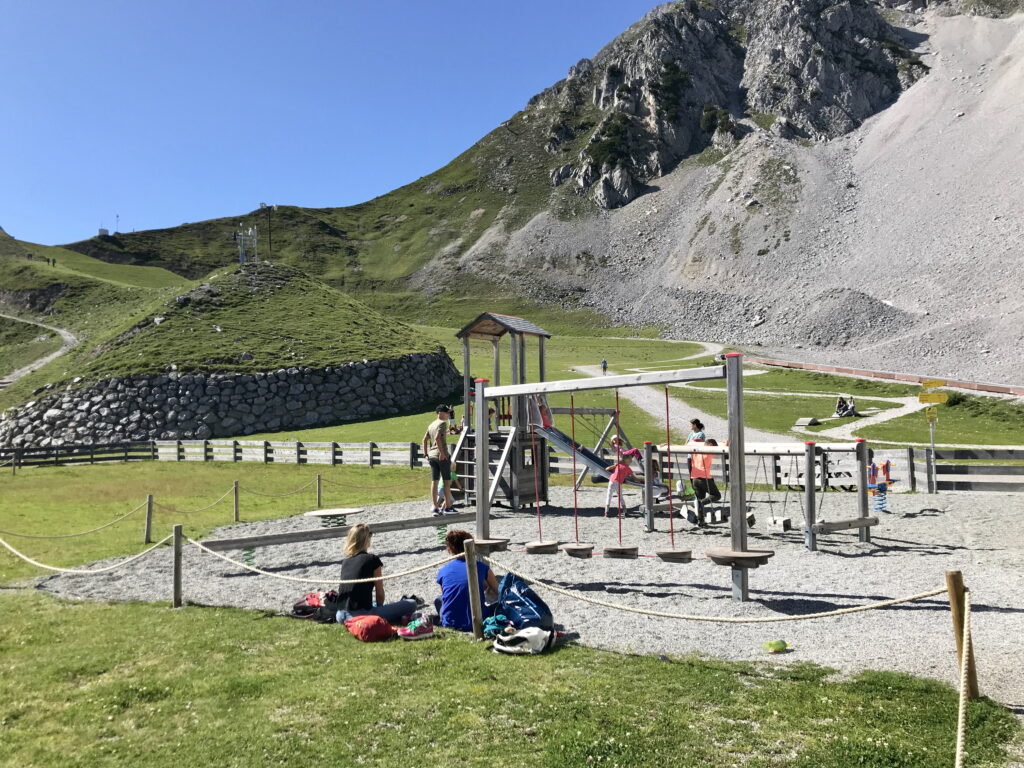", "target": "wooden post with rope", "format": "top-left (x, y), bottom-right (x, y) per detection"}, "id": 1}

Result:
top-left (316, 473), bottom-right (322, 509)
top-left (172, 524), bottom-right (183, 608)
top-left (233, 480), bottom-right (239, 522)
top-left (465, 539), bottom-right (484, 641)
top-left (945, 570), bottom-right (979, 700)
top-left (144, 494), bottom-right (154, 544)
